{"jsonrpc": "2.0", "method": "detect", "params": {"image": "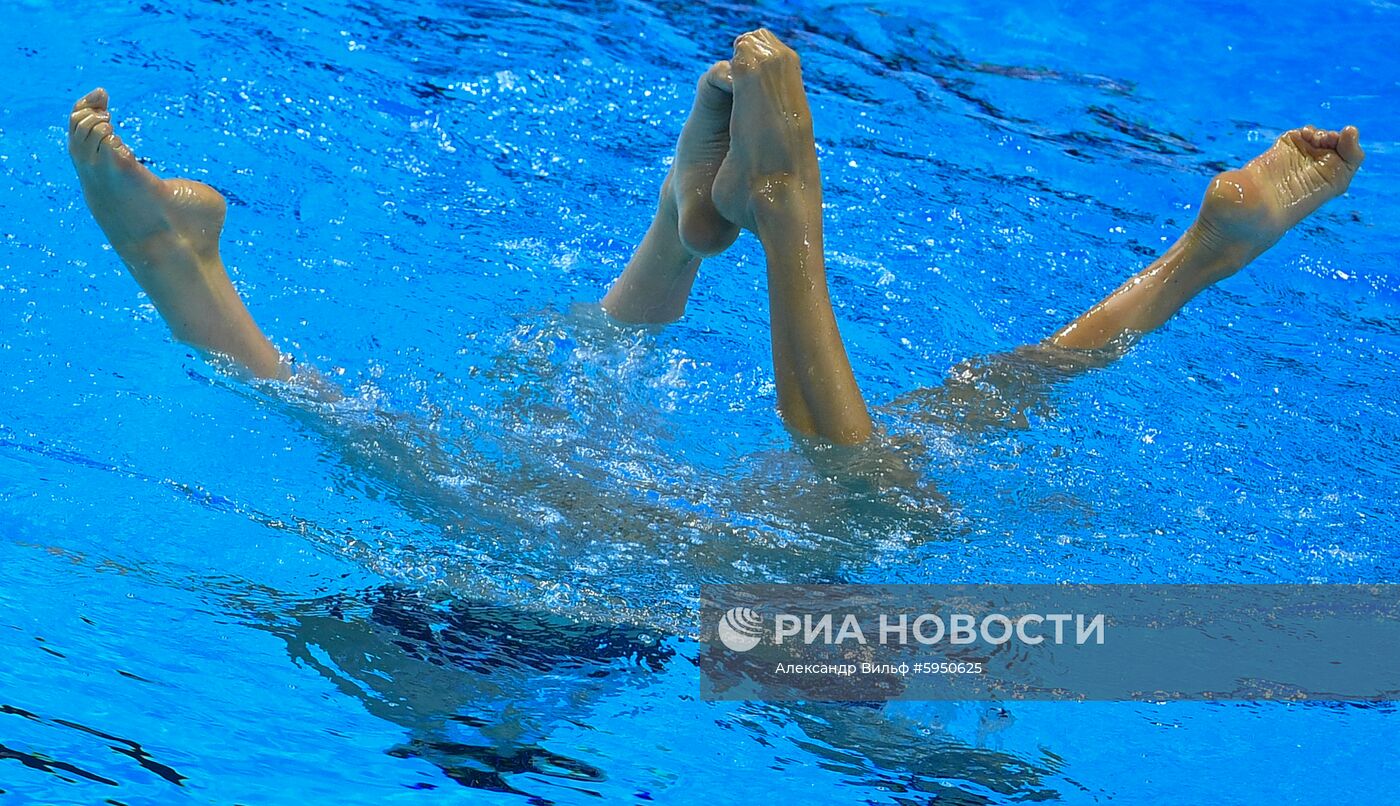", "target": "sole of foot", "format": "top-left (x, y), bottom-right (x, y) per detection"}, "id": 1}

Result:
top-left (669, 61), bottom-right (740, 256)
top-left (1199, 124), bottom-right (1364, 261)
